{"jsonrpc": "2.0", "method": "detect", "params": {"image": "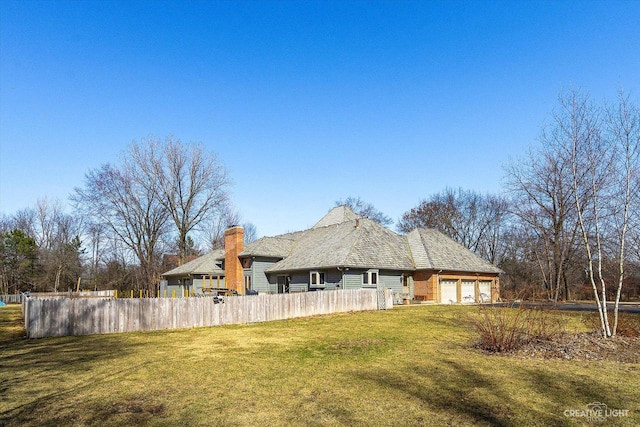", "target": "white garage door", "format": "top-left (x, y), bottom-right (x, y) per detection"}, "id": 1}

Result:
top-left (440, 280), bottom-right (458, 304)
top-left (461, 280), bottom-right (476, 303)
top-left (479, 281), bottom-right (492, 303)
